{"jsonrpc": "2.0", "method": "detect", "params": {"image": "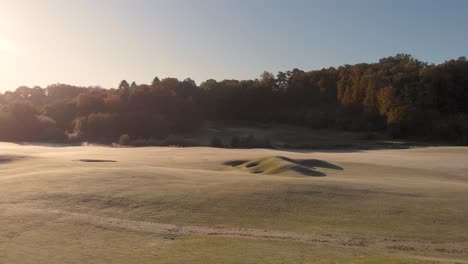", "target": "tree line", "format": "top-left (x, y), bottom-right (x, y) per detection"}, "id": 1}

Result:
top-left (0, 54), bottom-right (467, 144)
